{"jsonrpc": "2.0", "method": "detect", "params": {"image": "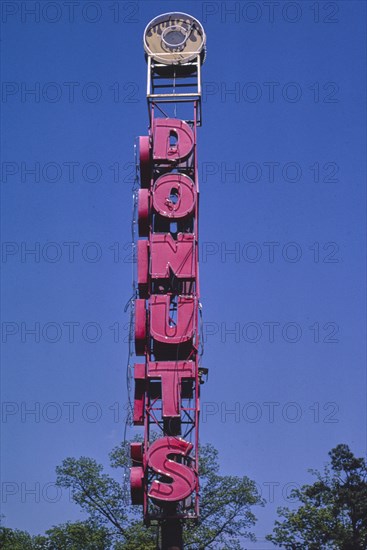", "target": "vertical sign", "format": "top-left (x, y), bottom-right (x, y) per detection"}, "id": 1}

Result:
top-left (130, 13), bottom-right (207, 541)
